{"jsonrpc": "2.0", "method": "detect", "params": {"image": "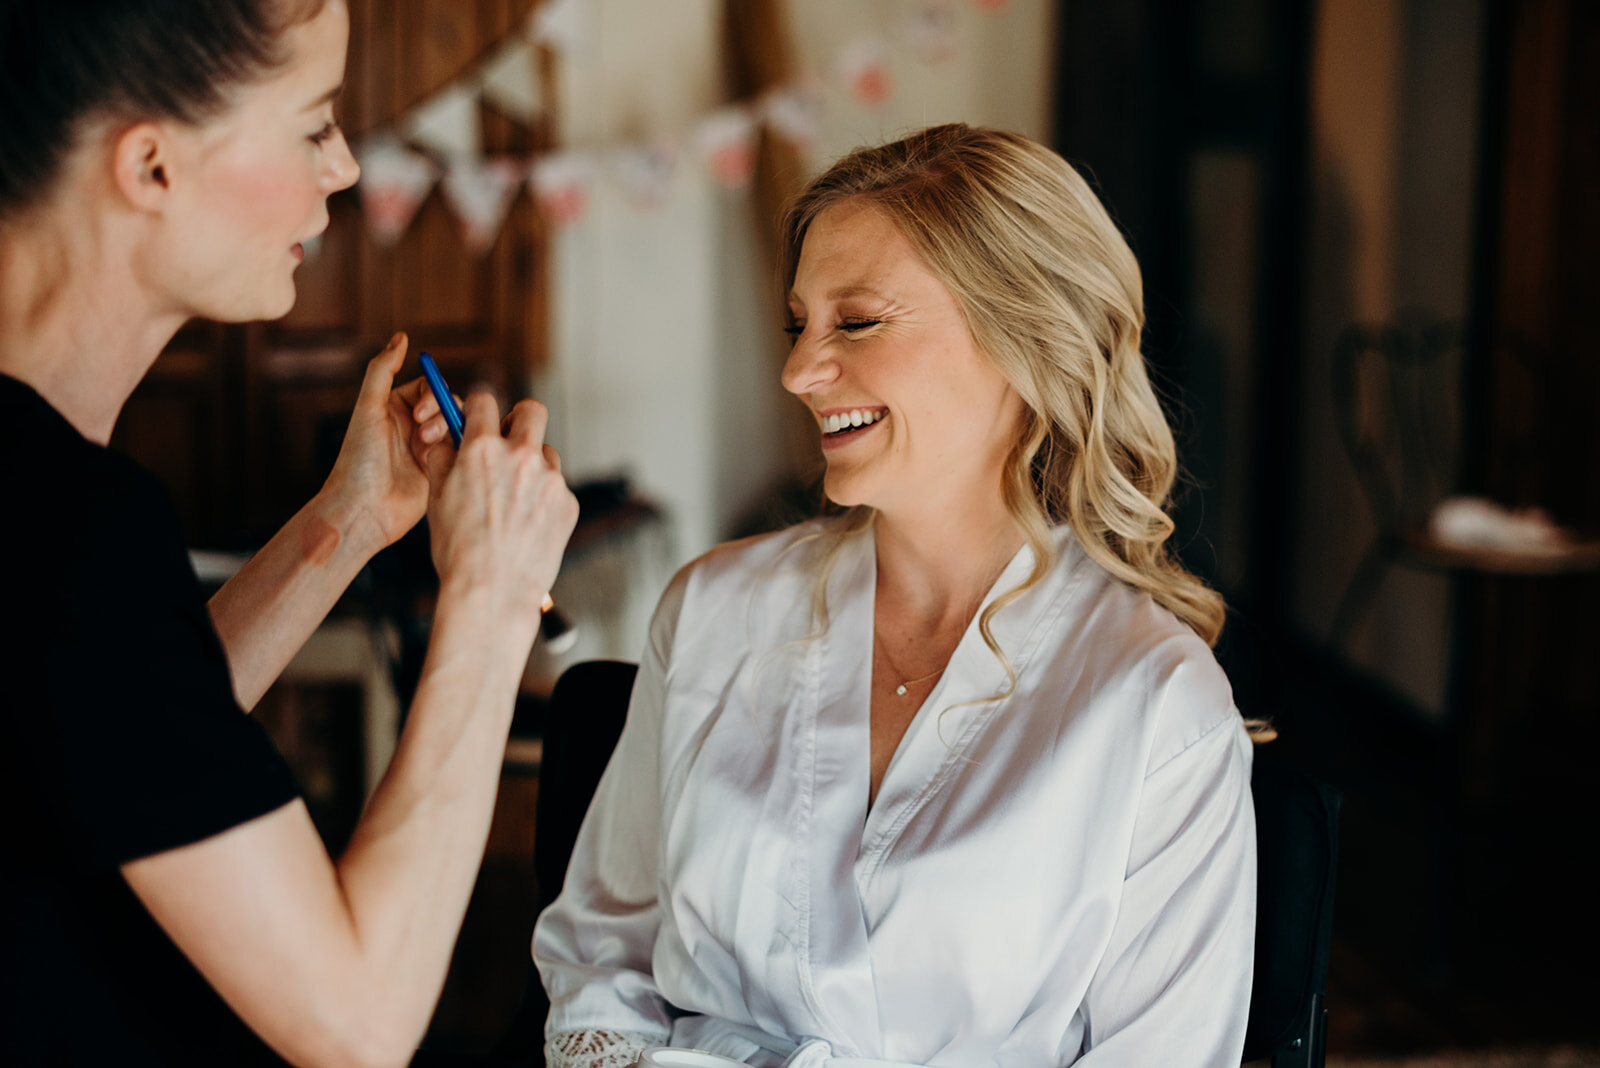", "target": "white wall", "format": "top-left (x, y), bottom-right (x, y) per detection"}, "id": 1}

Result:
top-left (786, 0), bottom-right (1056, 170)
top-left (536, 0), bottom-right (730, 563)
